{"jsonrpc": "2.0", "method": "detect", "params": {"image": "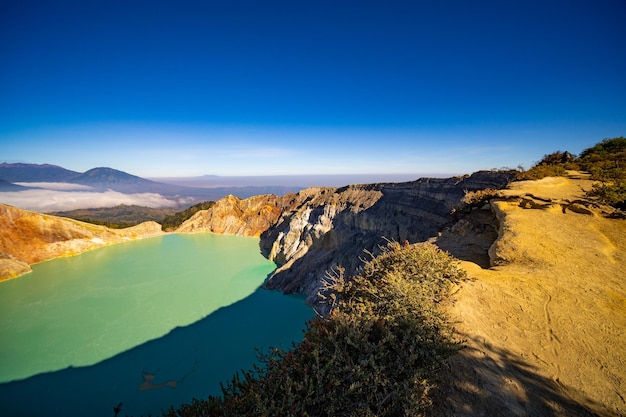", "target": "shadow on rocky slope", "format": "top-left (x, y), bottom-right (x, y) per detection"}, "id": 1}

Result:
top-left (430, 334), bottom-right (612, 417)
top-left (433, 205), bottom-right (500, 269)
